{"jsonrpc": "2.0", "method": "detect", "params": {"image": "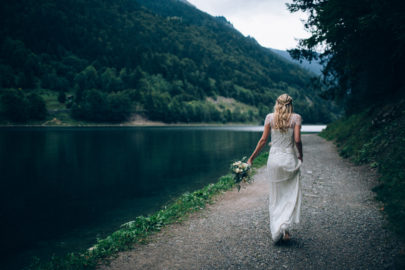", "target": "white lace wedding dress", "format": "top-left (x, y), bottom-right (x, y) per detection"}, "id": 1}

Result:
top-left (265, 113), bottom-right (302, 242)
